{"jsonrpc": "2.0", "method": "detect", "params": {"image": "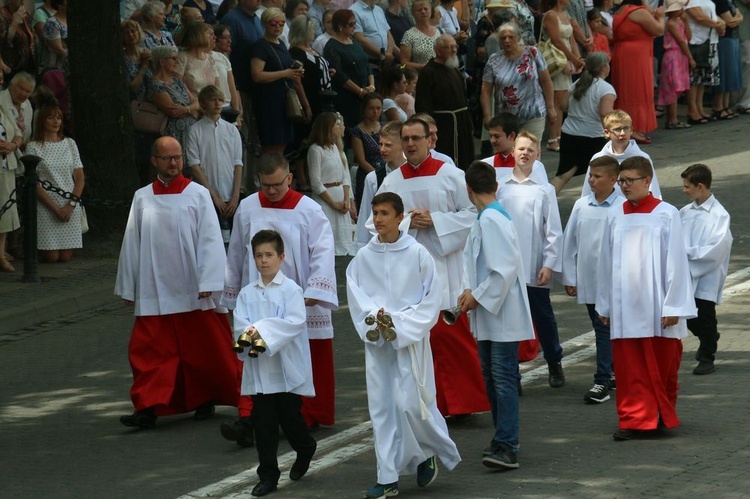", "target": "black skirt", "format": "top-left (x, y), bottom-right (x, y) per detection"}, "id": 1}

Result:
top-left (556, 133), bottom-right (607, 177)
